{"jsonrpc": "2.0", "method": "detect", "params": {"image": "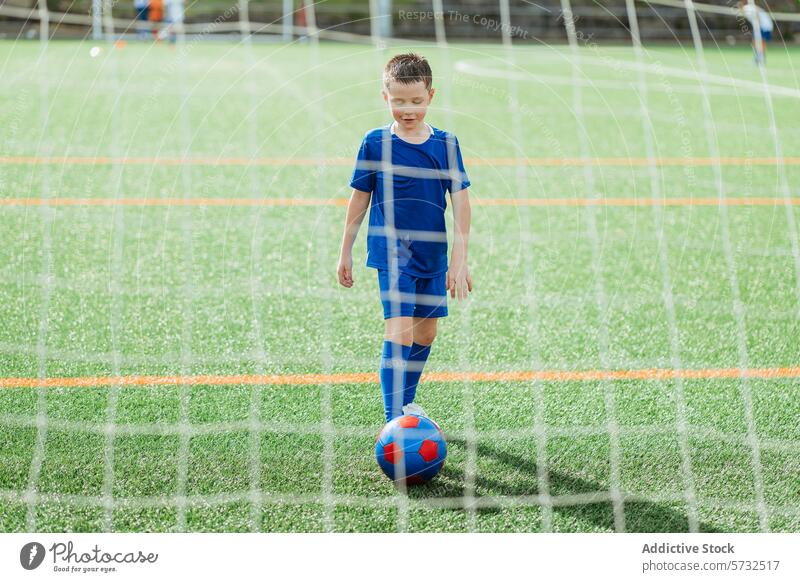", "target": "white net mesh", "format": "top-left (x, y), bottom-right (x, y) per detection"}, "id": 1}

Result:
top-left (1, 0), bottom-right (799, 533)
